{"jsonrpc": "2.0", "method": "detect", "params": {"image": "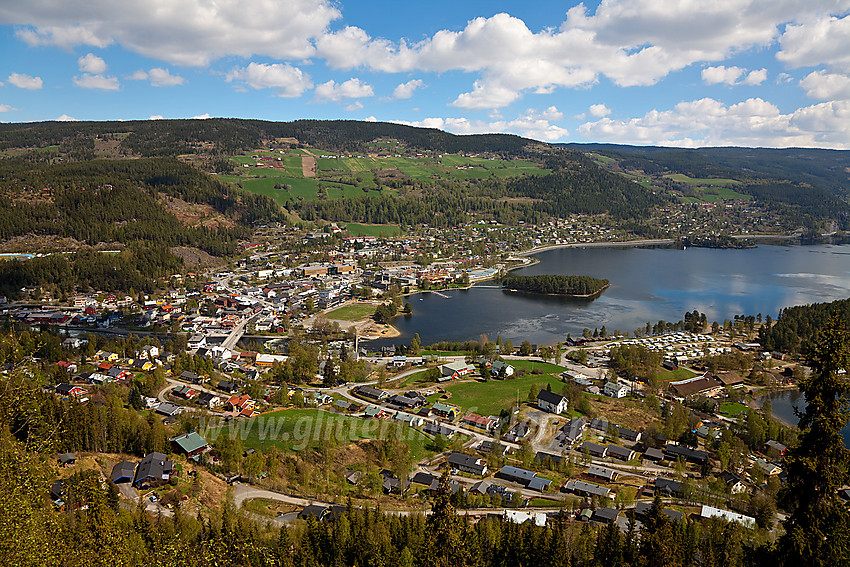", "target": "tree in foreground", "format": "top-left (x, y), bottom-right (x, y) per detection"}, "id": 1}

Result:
top-left (779, 316), bottom-right (850, 566)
